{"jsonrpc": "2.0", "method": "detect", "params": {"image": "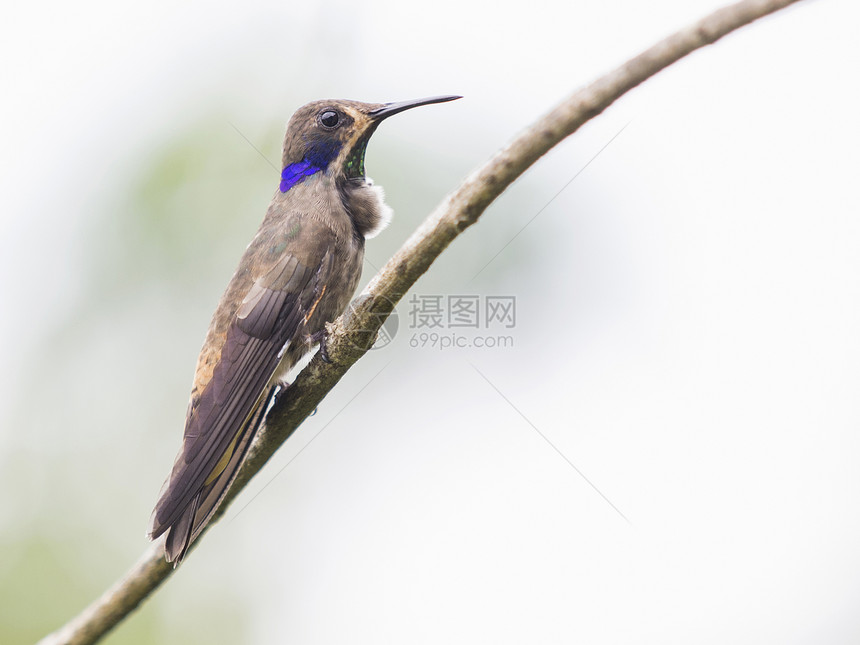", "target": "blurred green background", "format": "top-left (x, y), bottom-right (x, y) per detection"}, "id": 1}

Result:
top-left (3, 1), bottom-right (860, 643)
